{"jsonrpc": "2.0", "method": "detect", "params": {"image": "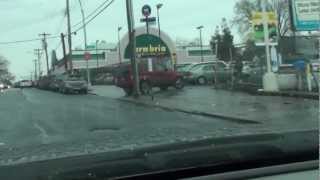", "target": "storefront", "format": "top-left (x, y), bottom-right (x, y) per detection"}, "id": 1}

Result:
top-left (119, 26), bottom-right (176, 72)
